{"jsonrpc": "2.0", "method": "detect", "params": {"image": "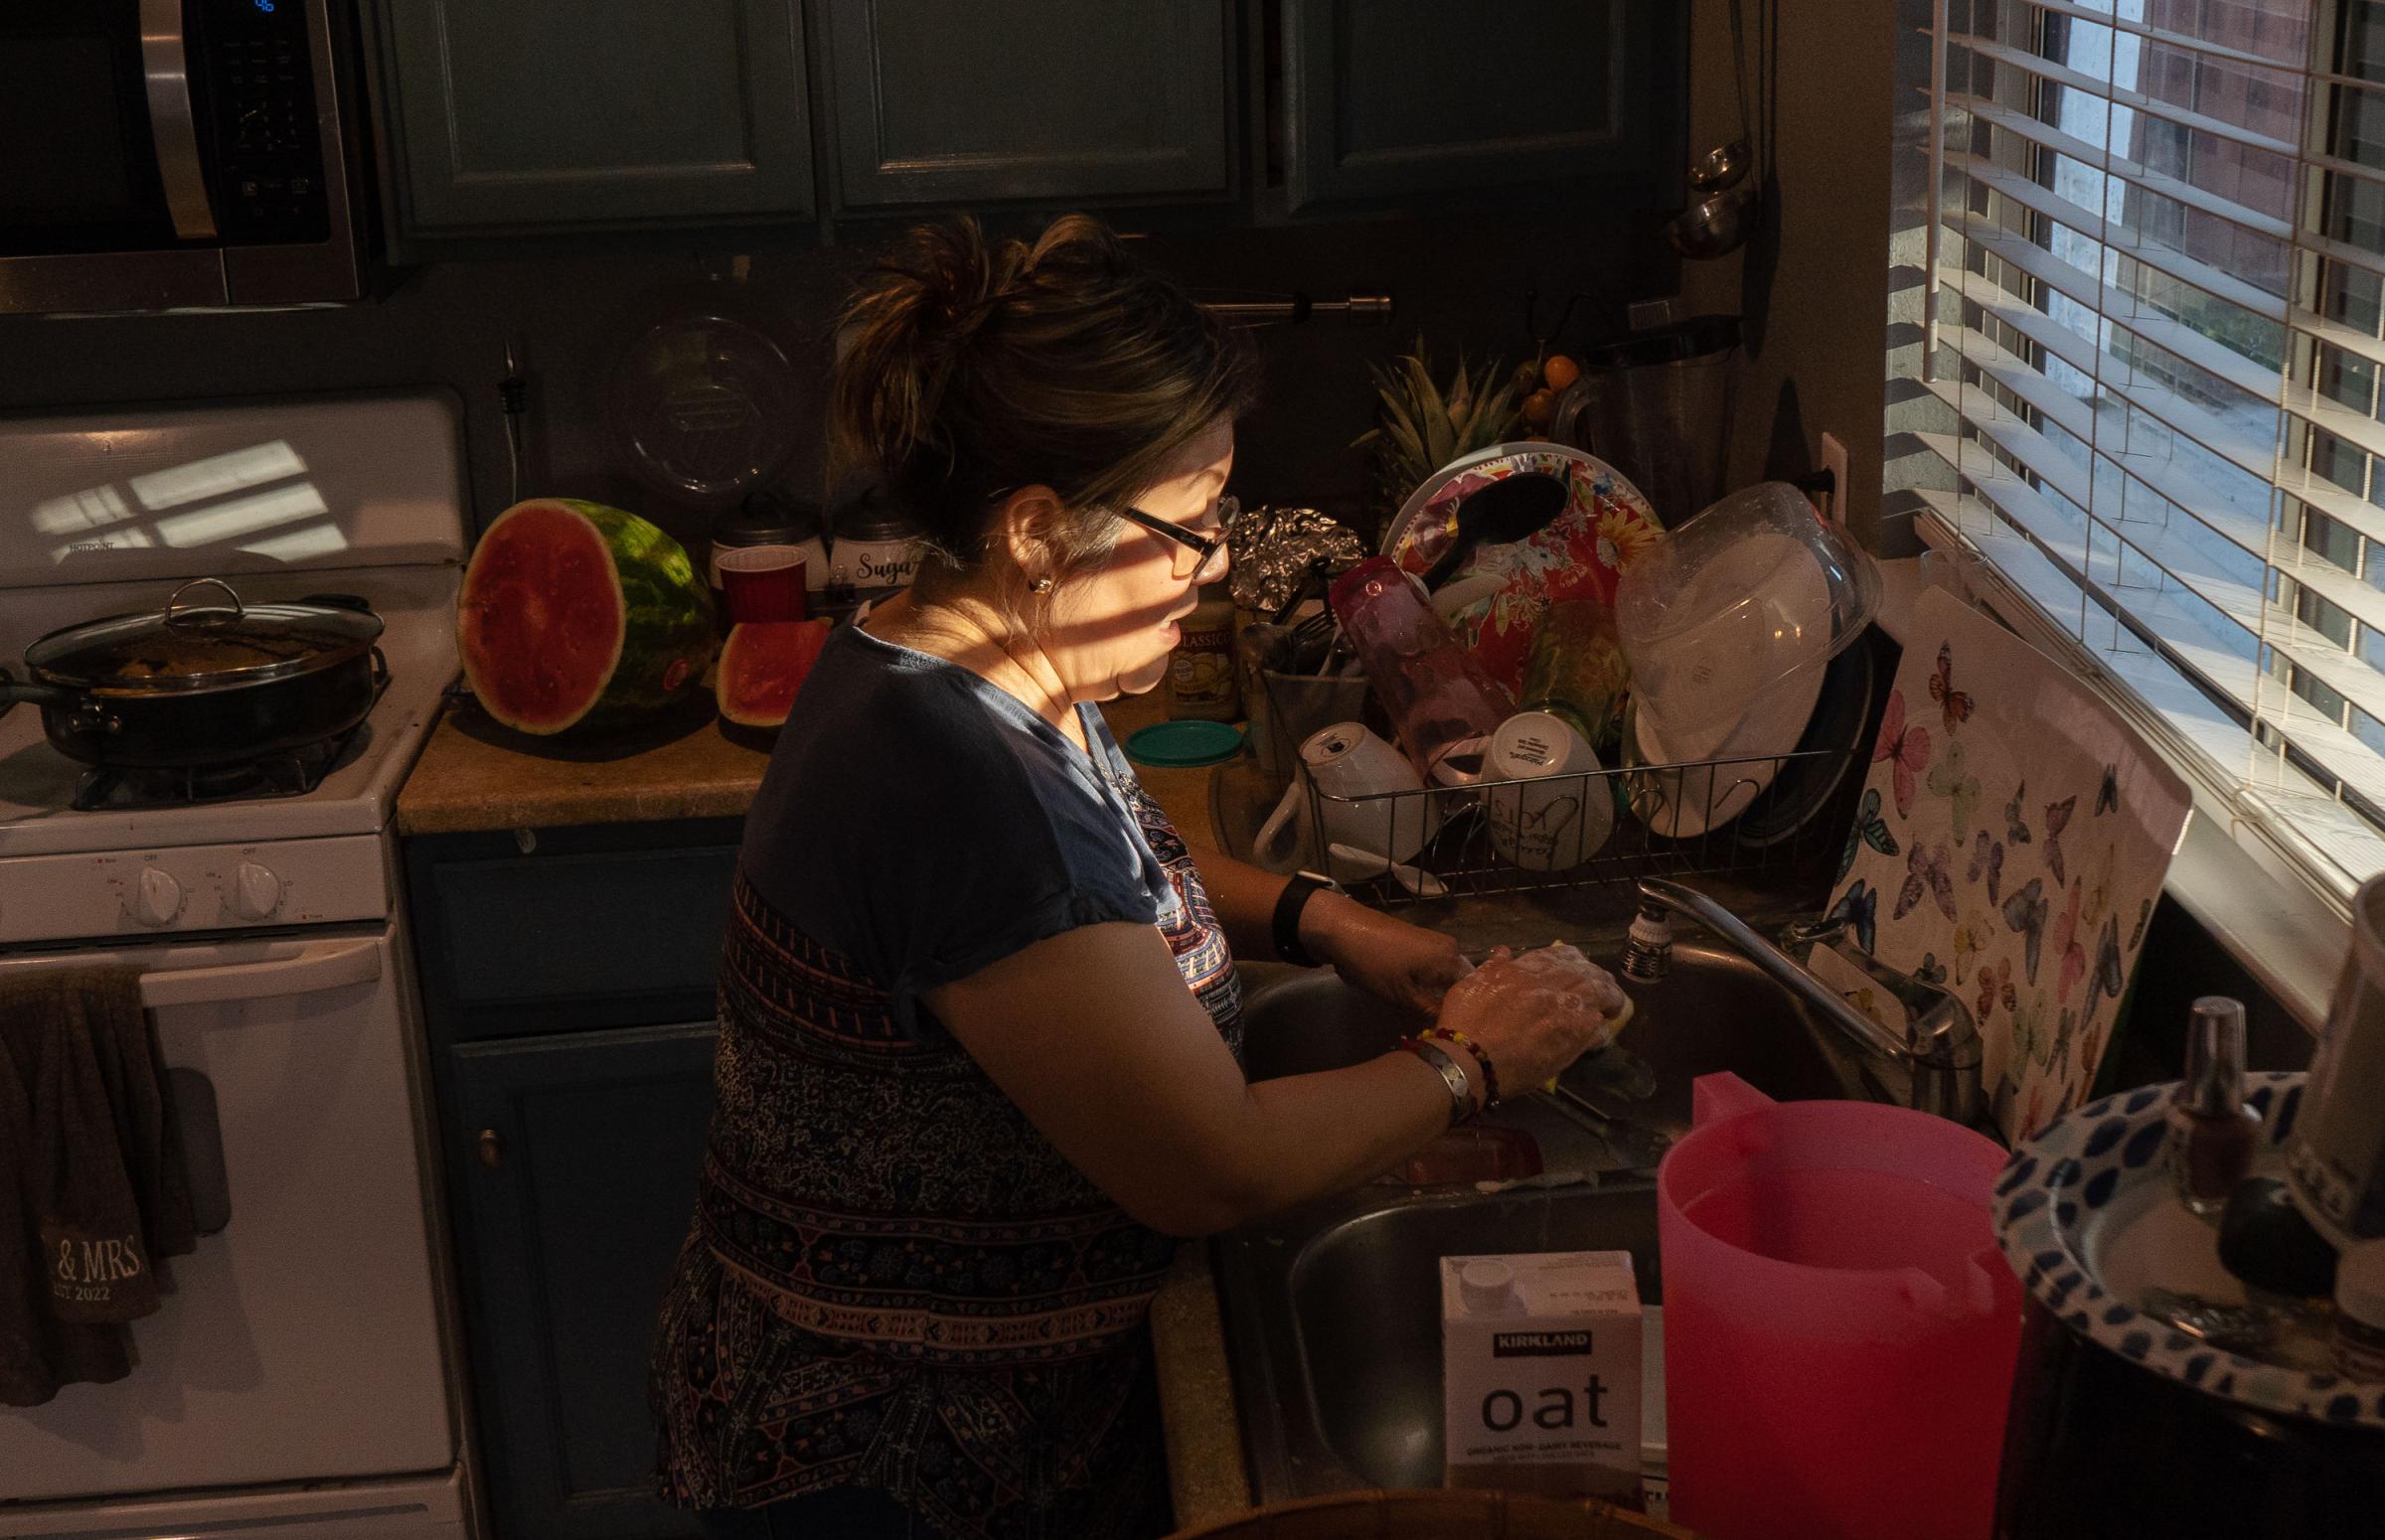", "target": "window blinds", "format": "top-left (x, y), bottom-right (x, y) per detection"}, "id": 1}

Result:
top-left (1914, 0), bottom-right (2385, 899)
